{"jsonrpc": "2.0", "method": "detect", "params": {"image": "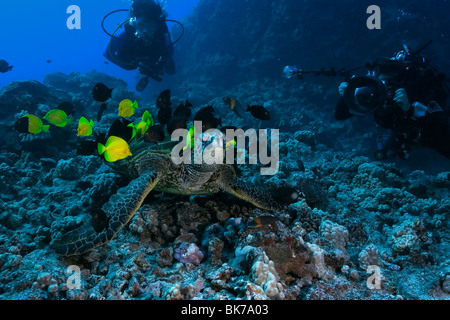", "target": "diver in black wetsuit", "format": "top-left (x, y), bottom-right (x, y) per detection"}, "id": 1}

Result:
top-left (104, 0), bottom-right (176, 92)
top-left (335, 46), bottom-right (450, 160)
